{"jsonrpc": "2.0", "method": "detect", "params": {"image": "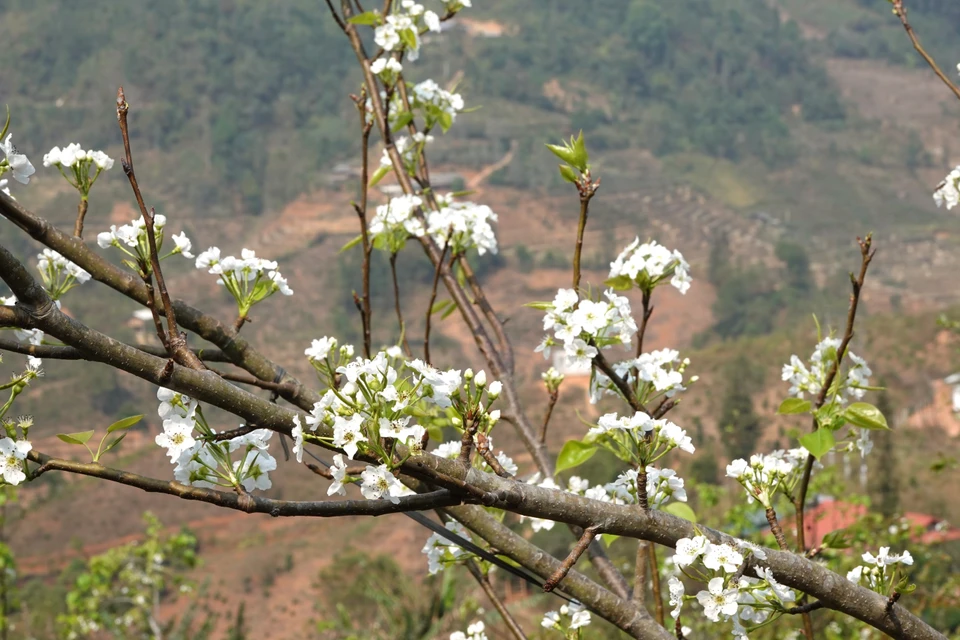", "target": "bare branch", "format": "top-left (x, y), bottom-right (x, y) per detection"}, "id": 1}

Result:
top-left (28, 450), bottom-right (461, 516)
top-left (544, 525), bottom-right (601, 592)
